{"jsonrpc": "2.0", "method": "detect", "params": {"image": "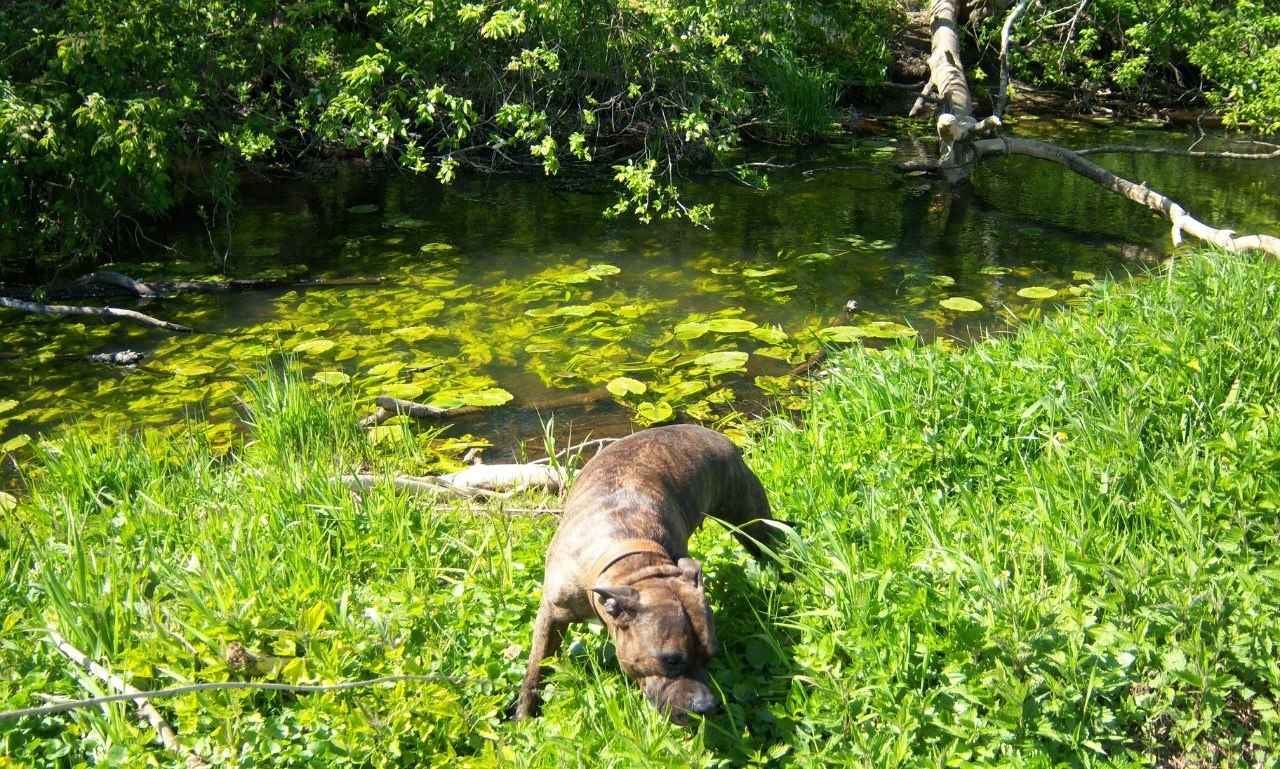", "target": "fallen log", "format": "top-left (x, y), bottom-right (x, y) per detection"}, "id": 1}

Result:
top-left (973, 136), bottom-right (1280, 259)
top-left (360, 396), bottom-right (483, 427)
top-left (0, 296), bottom-right (194, 333)
top-left (340, 460), bottom-right (566, 499)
